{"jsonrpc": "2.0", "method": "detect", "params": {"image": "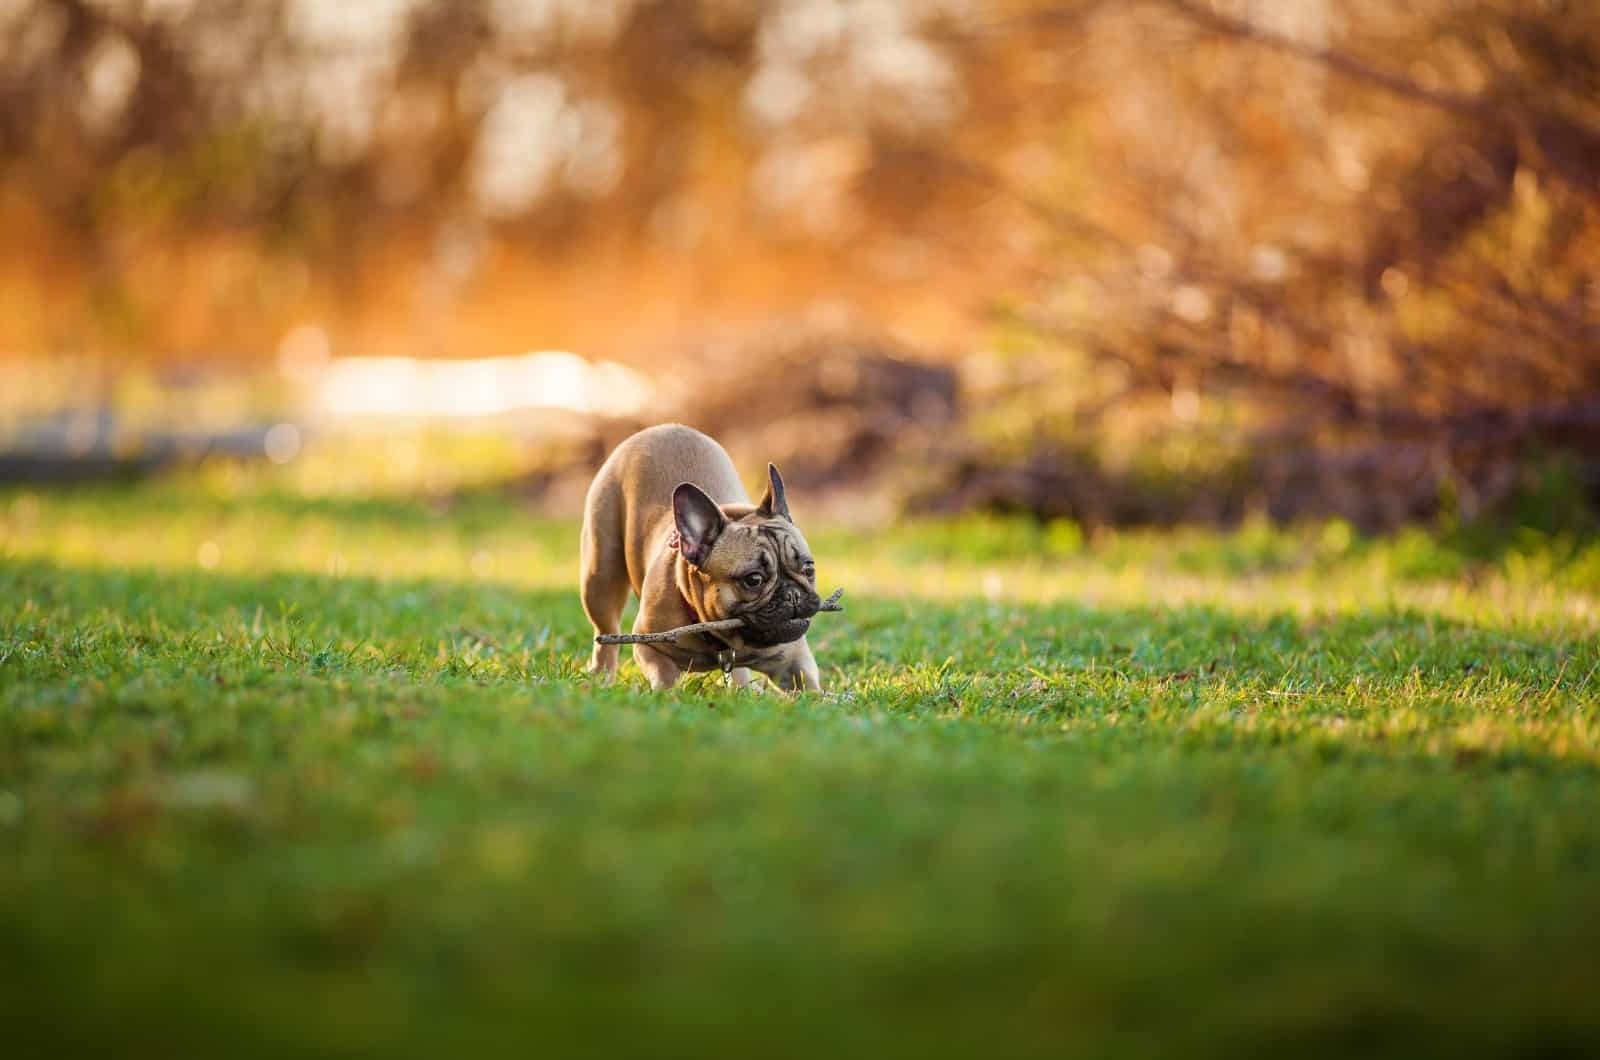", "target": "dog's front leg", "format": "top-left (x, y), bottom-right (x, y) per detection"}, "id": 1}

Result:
top-left (633, 643), bottom-right (683, 691)
top-left (758, 641), bottom-right (822, 694)
top-left (791, 644), bottom-right (822, 693)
